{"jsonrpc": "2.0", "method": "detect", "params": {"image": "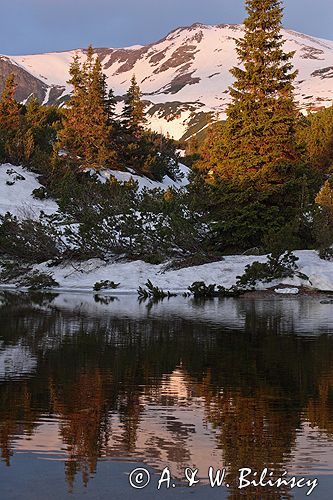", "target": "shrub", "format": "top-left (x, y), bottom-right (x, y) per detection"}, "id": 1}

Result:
top-left (55, 181), bottom-right (207, 263)
top-left (137, 280), bottom-right (176, 300)
top-left (188, 281), bottom-right (241, 298)
top-left (0, 213), bottom-right (62, 263)
top-left (236, 251), bottom-right (307, 289)
top-left (93, 280), bottom-right (120, 291)
top-left (32, 186), bottom-right (48, 200)
top-left (18, 270), bottom-right (59, 290)
top-left (0, 260), bottom-right (32, 283)
top-left (318, 247), bottom-right (333, 261)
